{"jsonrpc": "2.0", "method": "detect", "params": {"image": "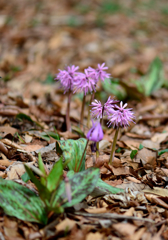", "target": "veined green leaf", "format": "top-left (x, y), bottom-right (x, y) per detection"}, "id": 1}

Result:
top-left (24, 165), bottom-right (50, 203)
top-left (47, 156), bottom-right (63, 192)
top-left (52, 168), bottom-right (100, 208)
top-left (56, 138), bottom-right (87, 172)
top-left (91, 178), bottom-right (124, 197)
top-left (0, 179), bottom-right (47, 224)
